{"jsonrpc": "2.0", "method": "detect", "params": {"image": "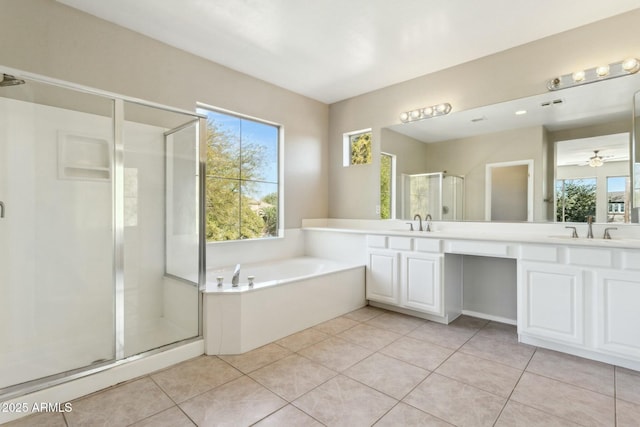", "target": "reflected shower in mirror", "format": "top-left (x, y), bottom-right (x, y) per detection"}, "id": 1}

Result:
top-left (400, 172), bottom-right (464, 221)
top-left (383, 72), bottom-right (640, 223)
